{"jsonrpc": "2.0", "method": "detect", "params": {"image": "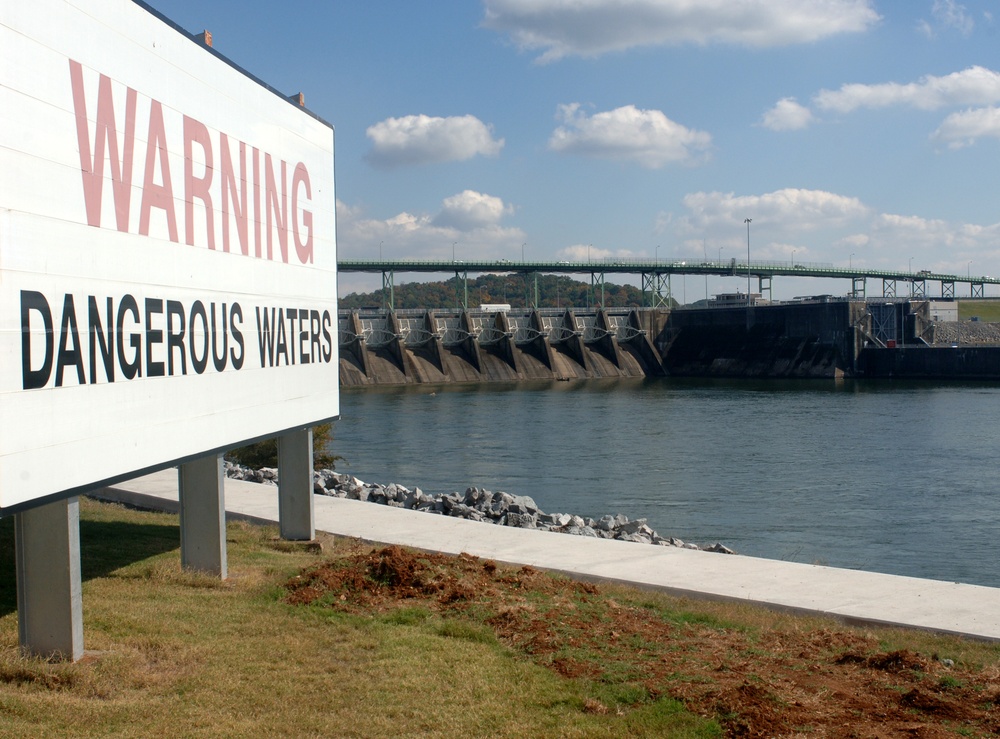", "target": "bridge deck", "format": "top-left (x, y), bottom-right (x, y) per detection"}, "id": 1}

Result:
top-left (338, 258), bottom-right (999, 286)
